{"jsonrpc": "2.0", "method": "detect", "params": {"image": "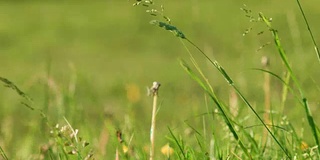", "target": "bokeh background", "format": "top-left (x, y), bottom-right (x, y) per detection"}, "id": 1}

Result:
top-left (0, 0), bottom-right (319, 159)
